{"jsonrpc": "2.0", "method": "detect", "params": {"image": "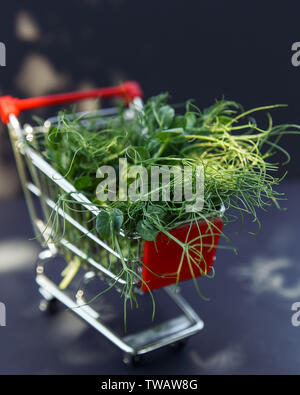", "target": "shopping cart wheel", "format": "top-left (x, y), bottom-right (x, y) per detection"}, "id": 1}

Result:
top-left (39, 297), bottom-right (59, 315)
top-left (170, 338), bottom-right (189, 350)
top-left (123, 353), bottom-right (142, 367)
